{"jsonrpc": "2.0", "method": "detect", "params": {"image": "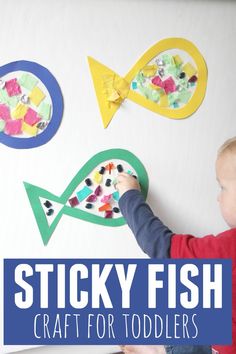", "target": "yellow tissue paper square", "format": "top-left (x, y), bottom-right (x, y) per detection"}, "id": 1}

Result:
top-left (182, 62), bottom-right (197, 78)
top-left (114, 77), bottom-right (129, 99)
top-left (29, 87), bottom-right (45, 106)
top-left (173, 55), bottom-right (183, 66)
top-left (159, 95), bottom-right (169, 107)
top-left (12, 103), bottom-right (28, 119)
top-left (107, 90), bottom-right (120, 102)
top-left (22, 121), bottom-right (38, 136)
top-left (142, 65), bottom-right (157, 77)
top-left (149, 83), bottom-right (164, 94)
